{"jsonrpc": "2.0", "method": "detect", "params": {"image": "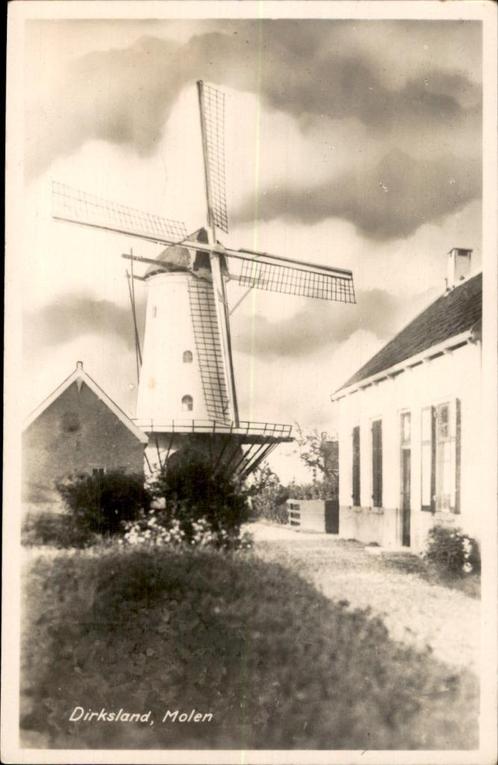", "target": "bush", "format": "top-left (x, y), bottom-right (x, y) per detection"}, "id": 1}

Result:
top-left (21, 545), bottom-right (478, 750)
top-left (57, 471), bottom-right (150, 537)
top-left (286, 479), bottom-right (330, 500)
top-left (21, 511), bottom-right (98, 549)
top-left (149, 452), bottom-right (250, 547)
top-left (424, 525), bottom-right (480, 576)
